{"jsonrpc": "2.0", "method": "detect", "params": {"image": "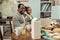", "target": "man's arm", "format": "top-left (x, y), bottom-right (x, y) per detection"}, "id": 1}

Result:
top-left (18, 15), bottom-right (24, 23)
